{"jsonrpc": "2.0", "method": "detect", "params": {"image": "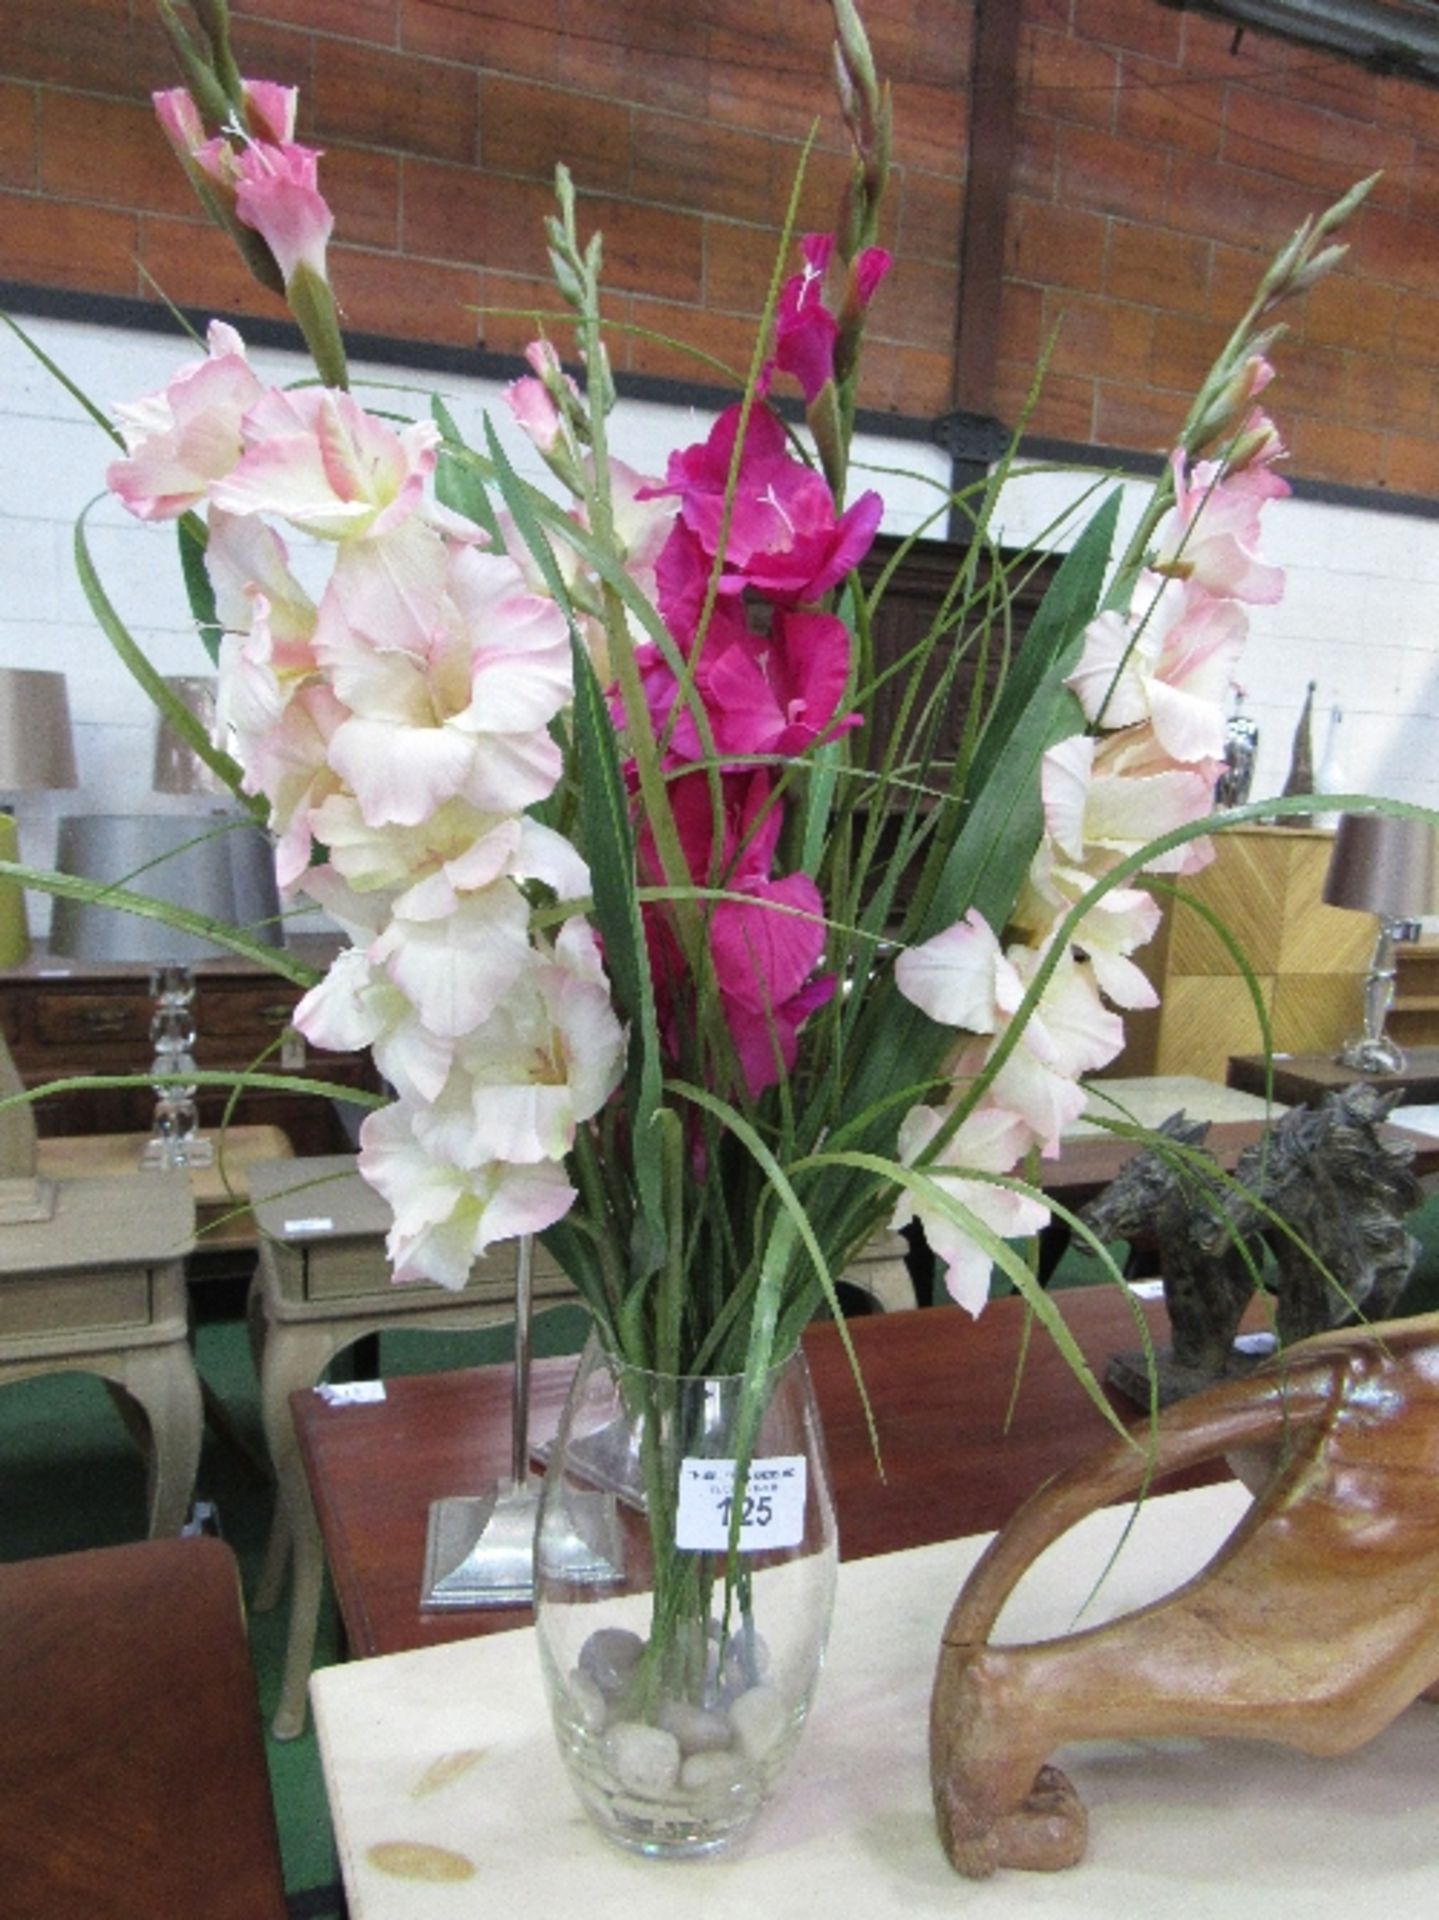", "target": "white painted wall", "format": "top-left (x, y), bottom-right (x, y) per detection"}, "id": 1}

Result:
top-left (2, 313), bottom-right (1434, 940)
